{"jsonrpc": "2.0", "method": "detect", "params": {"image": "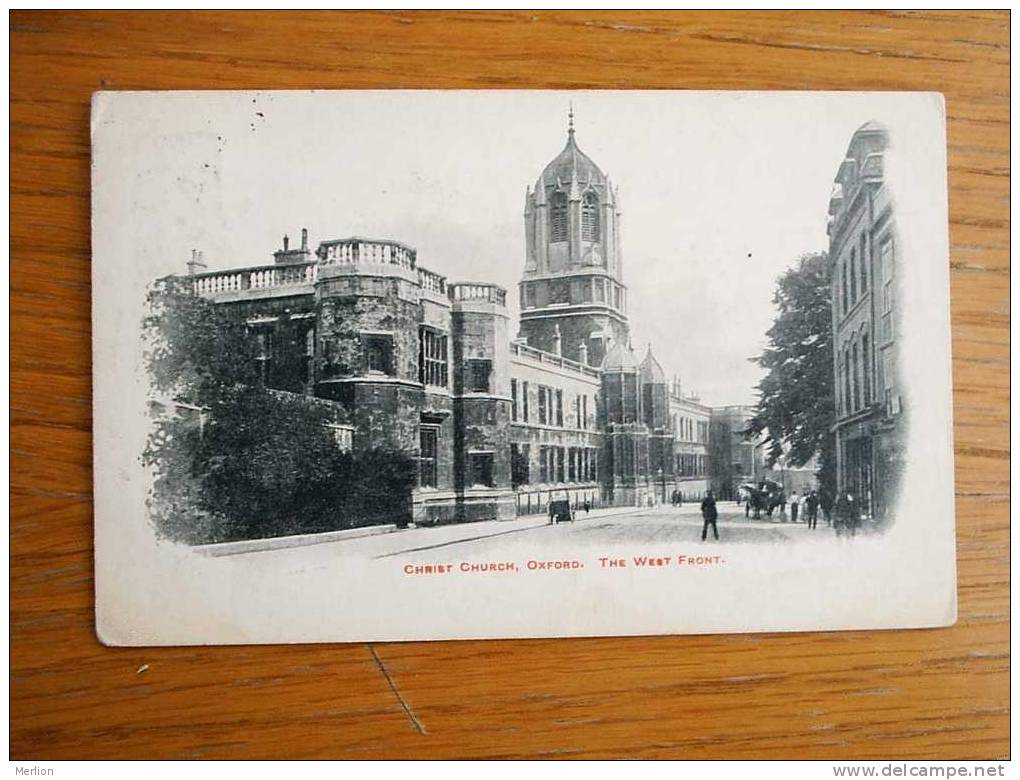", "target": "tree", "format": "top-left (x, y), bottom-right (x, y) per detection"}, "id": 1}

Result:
top-left (747, 252), bottom-right (836, 497)
top-left (141, 276), bottom-right (415, 543)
